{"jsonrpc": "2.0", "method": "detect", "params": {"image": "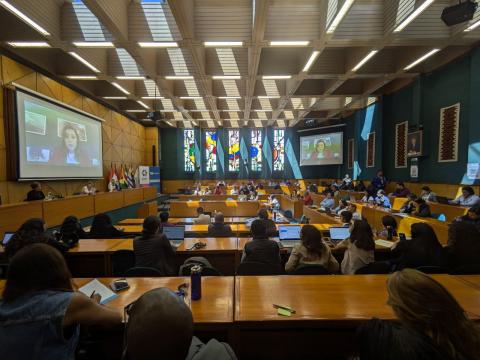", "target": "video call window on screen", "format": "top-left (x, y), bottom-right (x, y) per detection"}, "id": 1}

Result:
top-left (300, 132), bottom-right (344, 166)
